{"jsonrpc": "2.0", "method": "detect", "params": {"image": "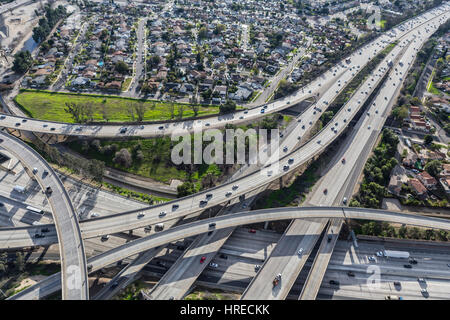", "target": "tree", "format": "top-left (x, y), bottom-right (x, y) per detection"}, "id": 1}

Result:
top-left (177, 181), bottom-right (197, 197)
top-left (190, 103), bottom-right (200, 117)
top-left (198, 26), bottom-right (208, 39)
top-left (134, 102), bottom-right (146, 122)
top-left (219, 99), bottom-right (236, 114)
top-left (113, 149), bottom-right (133, 168)
top-left (115, 61), bottom-right (129, 74)
top-left (64, 102), bottom-right (83, 123)
top-left (424, 160), bottom-right (442, 177)
top-left (424, 134), bottom-right (433, 145)
top-left (15, 252), bottom-right (25, 272)
top-left (13, 50), bottom-right (33, 74)
top-left (88, 159), bottom-right (105, 181)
